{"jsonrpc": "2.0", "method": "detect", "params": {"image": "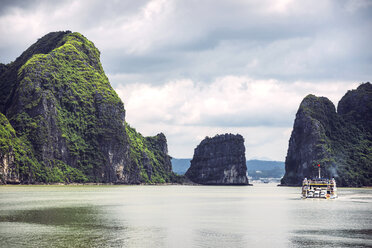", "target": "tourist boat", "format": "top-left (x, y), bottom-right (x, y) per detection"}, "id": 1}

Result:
top-left (301, 165), bottom-right (338, 199)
